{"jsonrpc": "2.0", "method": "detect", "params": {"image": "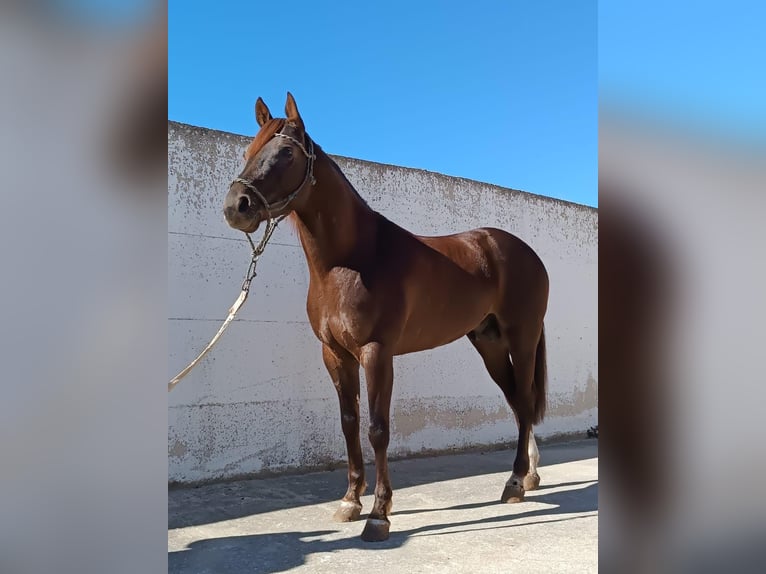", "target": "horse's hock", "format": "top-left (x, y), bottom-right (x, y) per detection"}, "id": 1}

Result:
top-left (168, 121), bottom-right (597, 484)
